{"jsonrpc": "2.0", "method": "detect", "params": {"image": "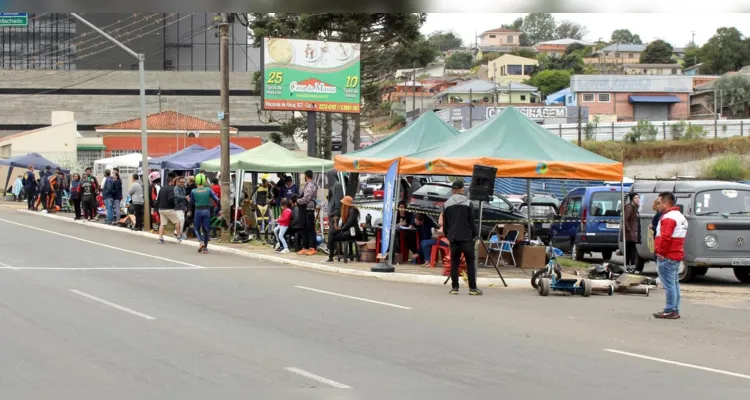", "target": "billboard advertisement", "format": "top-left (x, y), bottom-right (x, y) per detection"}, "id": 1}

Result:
top-left (261, 37), bottom-right (361, 114)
